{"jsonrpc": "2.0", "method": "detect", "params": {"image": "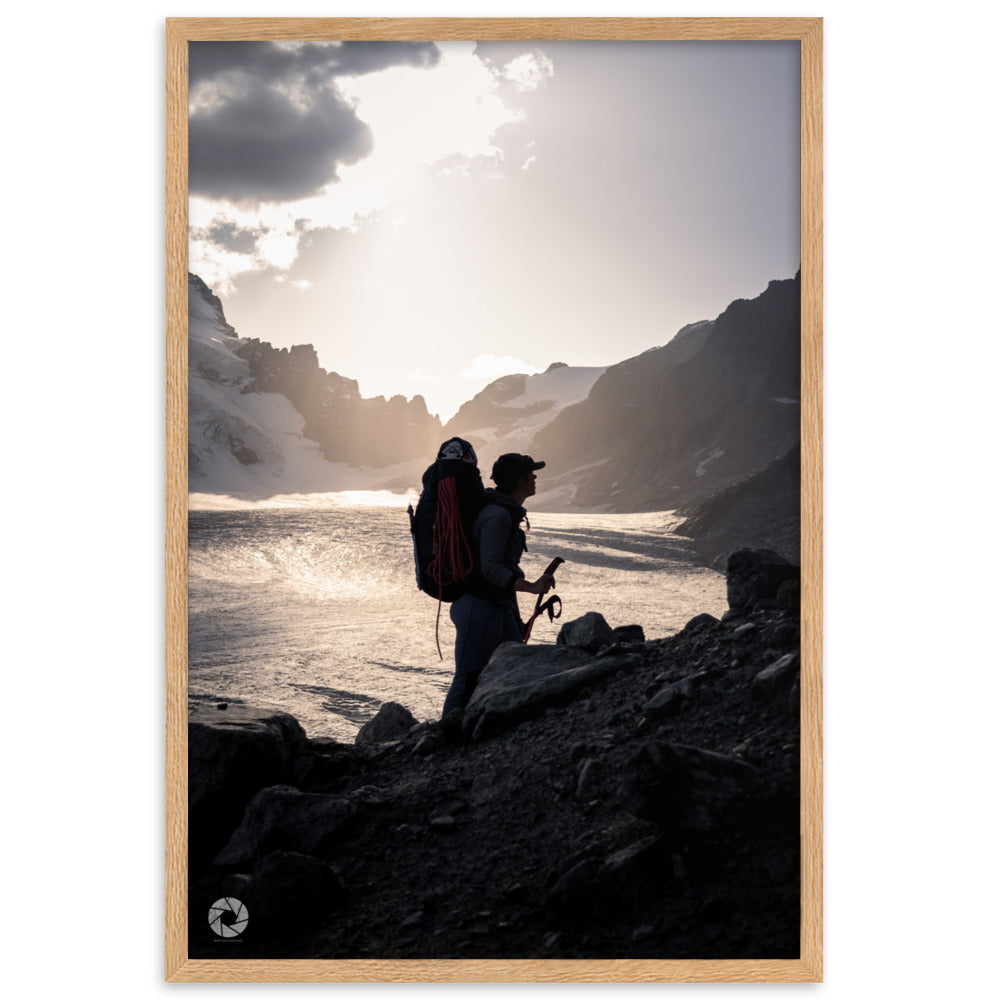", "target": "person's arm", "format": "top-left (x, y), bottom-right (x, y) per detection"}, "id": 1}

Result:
top-left (477, 506), bottom-right (522, 595)
top-left (514, 575), bottom-right (555, 596)
top-left (478, 507), bottom-right (556, 597)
